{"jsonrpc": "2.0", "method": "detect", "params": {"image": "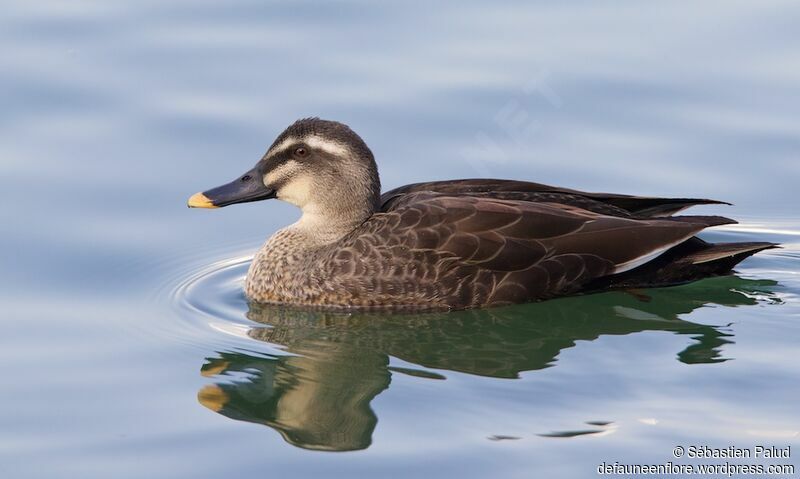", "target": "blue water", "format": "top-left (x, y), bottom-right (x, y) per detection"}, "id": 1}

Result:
top-left (2, 1), bottom-right (799, 477)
